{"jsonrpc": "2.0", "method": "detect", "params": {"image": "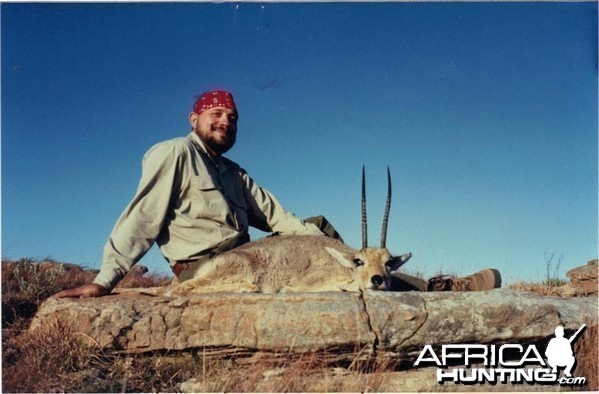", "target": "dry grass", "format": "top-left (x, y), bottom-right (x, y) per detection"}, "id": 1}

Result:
top-left (507, 281), bottom-right (562, 296)
top-left (177, 350), bottom-right (395, 392)
top-left (2, 259), bottom-right (91, 301)
top-left (1, 259), bottom-right (171, 327)
top-left (508, 280), bottom-right (598, 391)
top-left (3, 317), bottom-right (103, 392)
top-left (2, 316), bottom-right (200, 392)
top-left (3, 320), bottom-right (392, 392)
top-left (116, 270), bottom-right (173, 288)
top-left (1, 258), bottom-right (175, 392)
top-left (572, 321), bottom-right (598, 391)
